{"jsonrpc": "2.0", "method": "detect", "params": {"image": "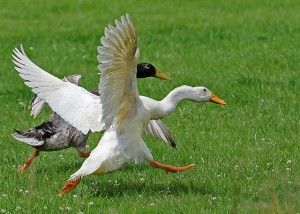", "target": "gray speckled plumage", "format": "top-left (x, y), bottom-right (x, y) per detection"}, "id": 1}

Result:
top-left (12, 113), bottom-right (89, 153)
top-left (12, 74), bottom-right (90, 154)
top-left (12, 74), bottom-right (91, 172)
